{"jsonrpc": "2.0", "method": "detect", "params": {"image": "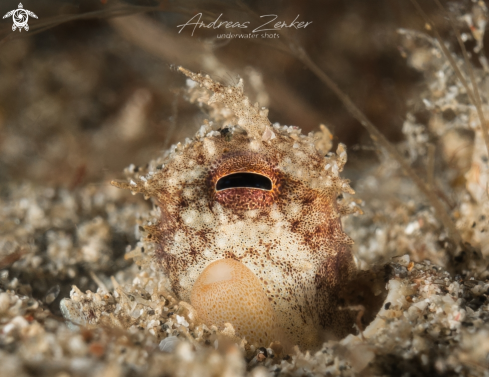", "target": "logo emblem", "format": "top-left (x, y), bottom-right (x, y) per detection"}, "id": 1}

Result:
top-left (3, 3), bottom-right (37, 32)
